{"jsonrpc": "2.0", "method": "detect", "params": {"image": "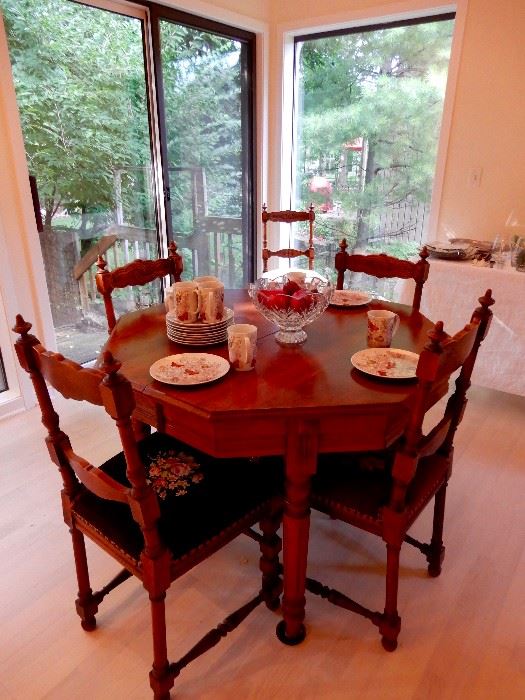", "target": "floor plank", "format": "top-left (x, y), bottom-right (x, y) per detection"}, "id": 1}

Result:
top-left (1, 387), bottom-right (524, 699)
